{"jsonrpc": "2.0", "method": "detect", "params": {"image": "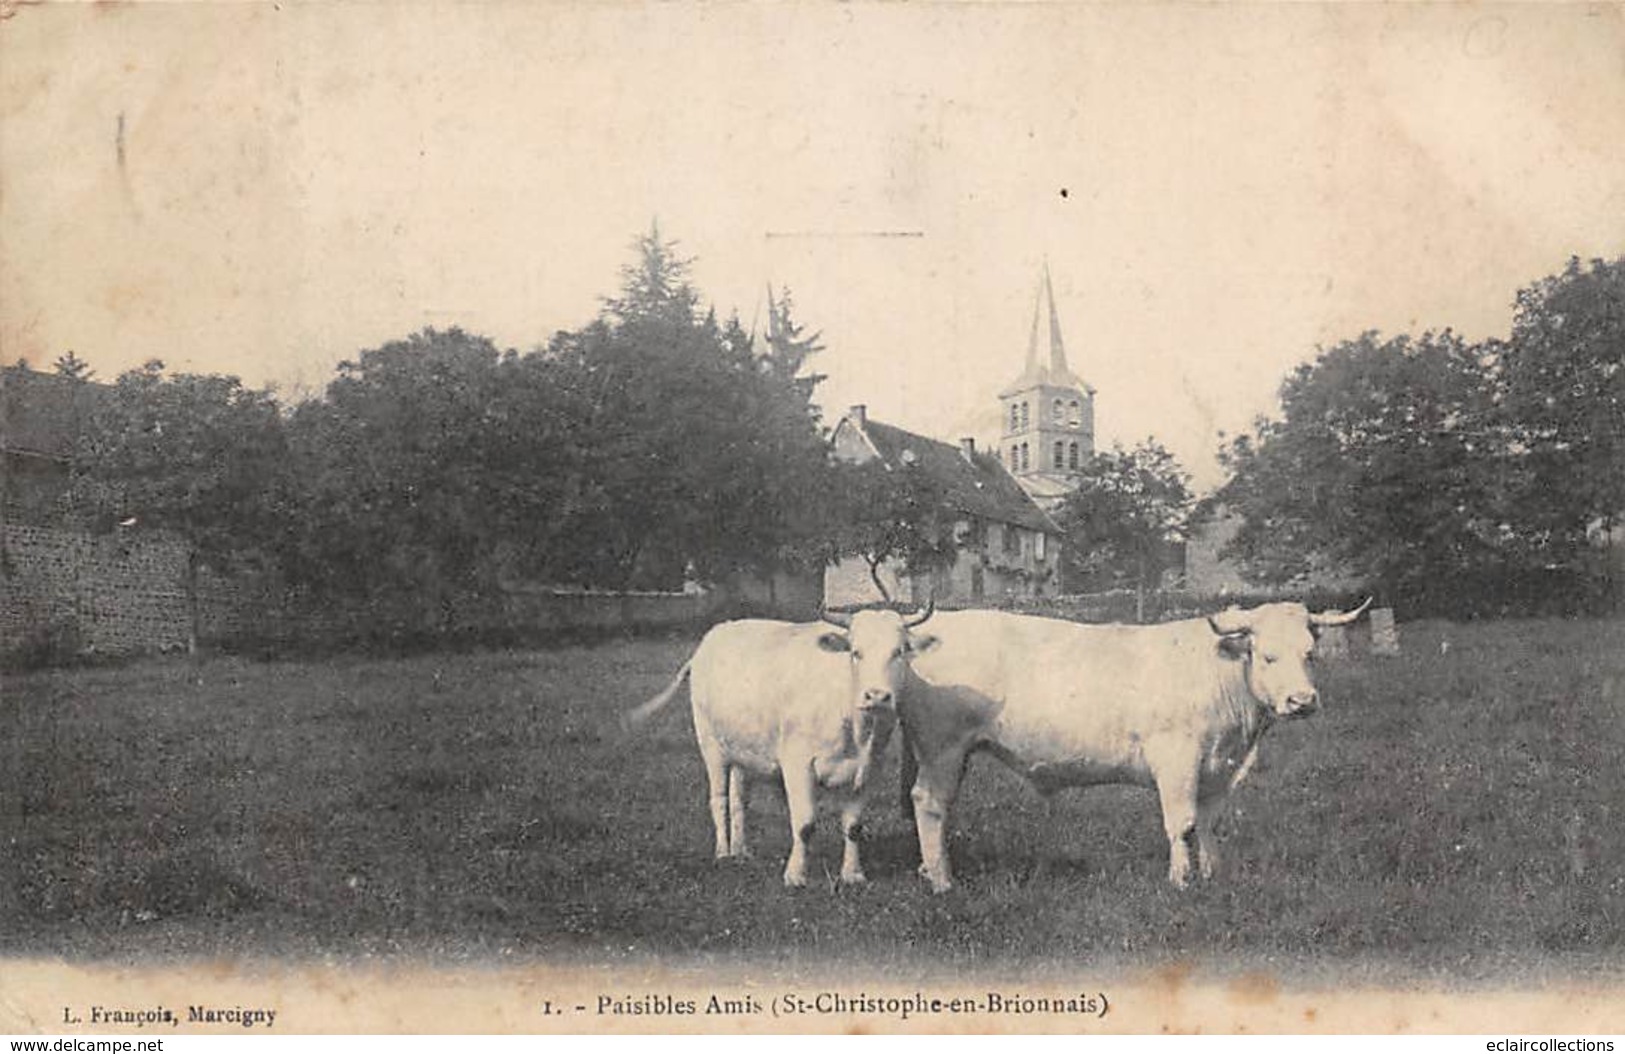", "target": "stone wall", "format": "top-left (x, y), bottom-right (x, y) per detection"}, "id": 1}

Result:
top-left (824, 555), bottom-right (913, 607)
top-left (1, 524), bottom-right (262, 660)
top-left (497, 583), bottom-right (730, 633)
top-left (2, 524), bottom-right (825, 663)
top-left (824, 529), bottom-right (1059, 608)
